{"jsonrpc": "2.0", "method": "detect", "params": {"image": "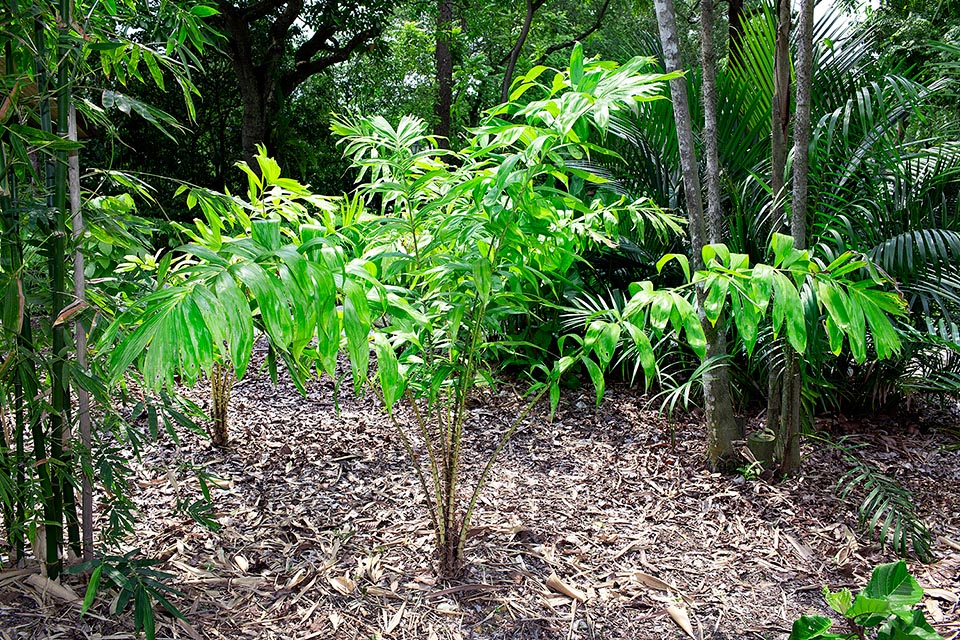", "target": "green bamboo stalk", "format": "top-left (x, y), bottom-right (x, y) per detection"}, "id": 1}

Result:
top-left (55, 0), bottom-right (80, 560)
top-left (68, 102), bottom-right (93, 561)
top-left (34, 8), bottom-right (64, 579)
